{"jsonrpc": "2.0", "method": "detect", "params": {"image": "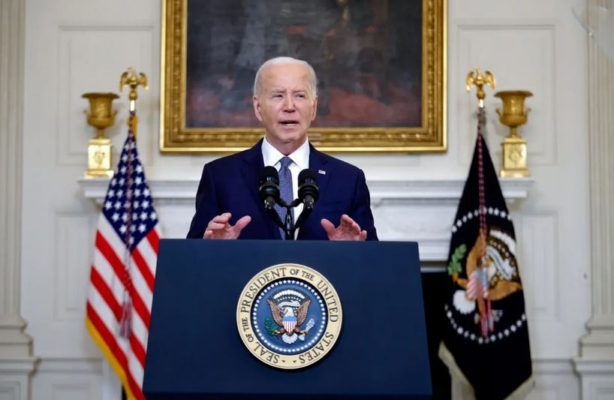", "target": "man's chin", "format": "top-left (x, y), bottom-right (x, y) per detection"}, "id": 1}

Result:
top-left (273, 129), bottom-right (306, 141)
top-left (276, 124), bottom-right (303, 134)
top-left (266, 132), bottom-right (306, 149)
